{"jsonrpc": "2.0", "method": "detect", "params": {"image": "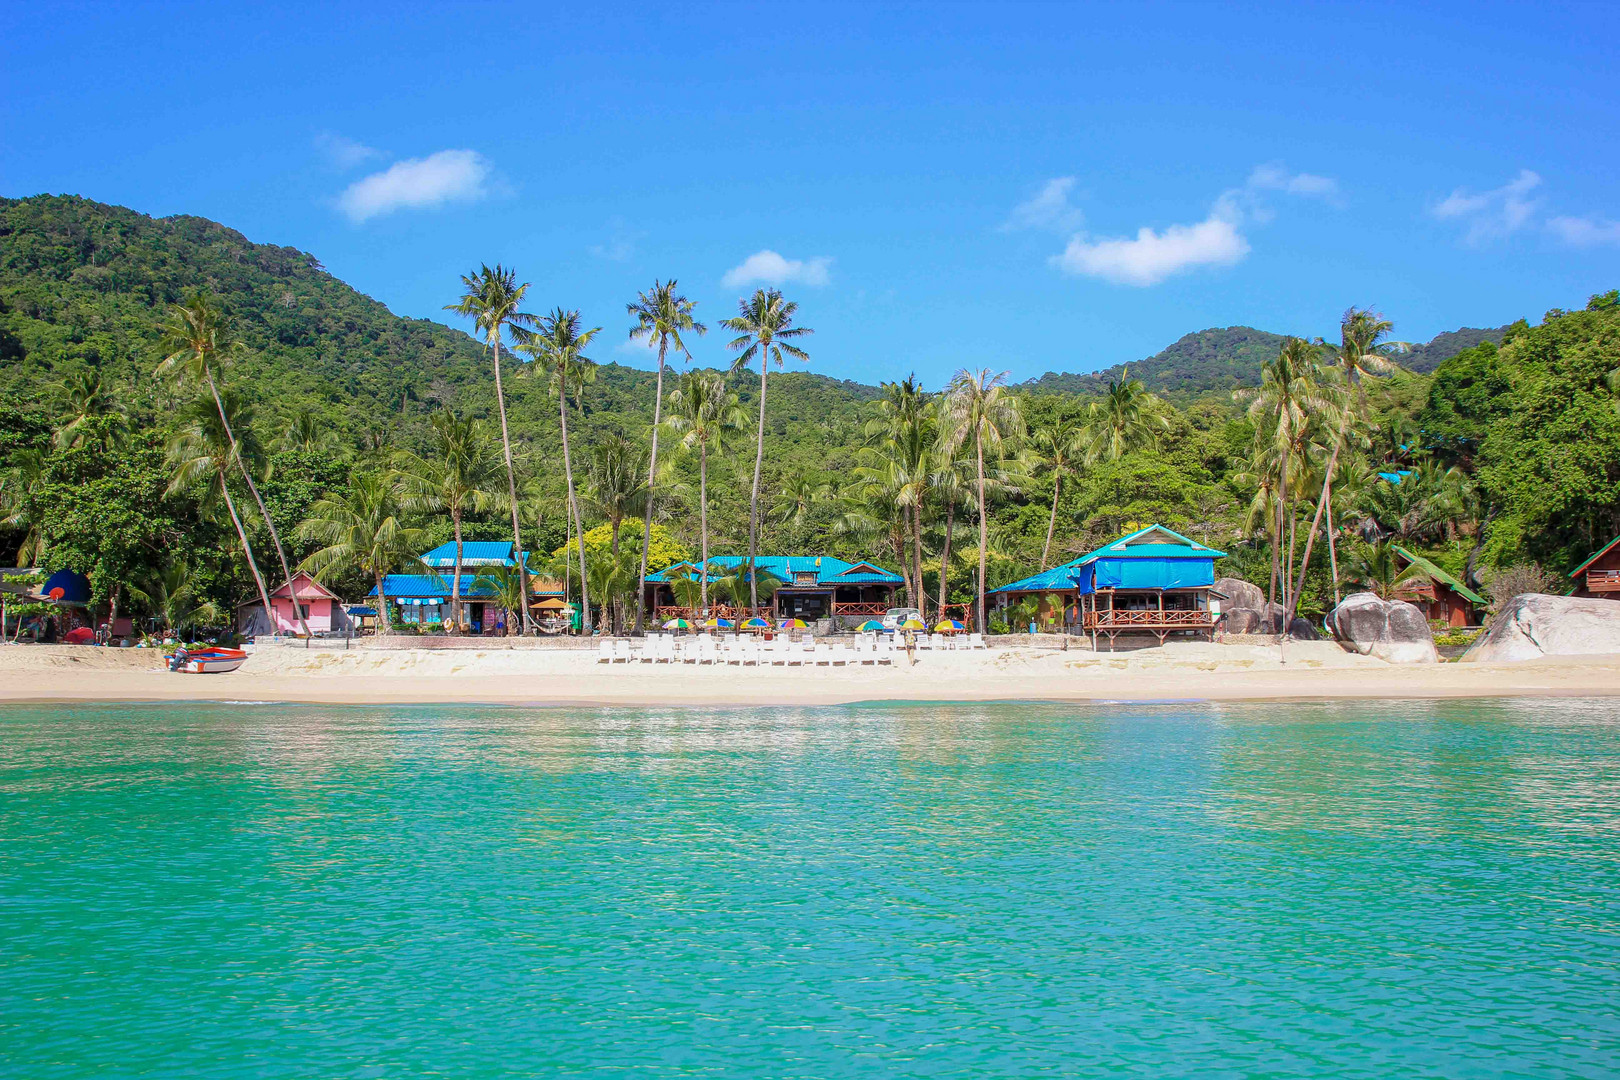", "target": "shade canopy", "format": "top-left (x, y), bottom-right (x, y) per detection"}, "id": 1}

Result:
top-left (532, 598), bottom-right (569, 611)
top-left (934, 619), bottom-right (966, 632)
top-left (856, 620), bottom-right (885, 631)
